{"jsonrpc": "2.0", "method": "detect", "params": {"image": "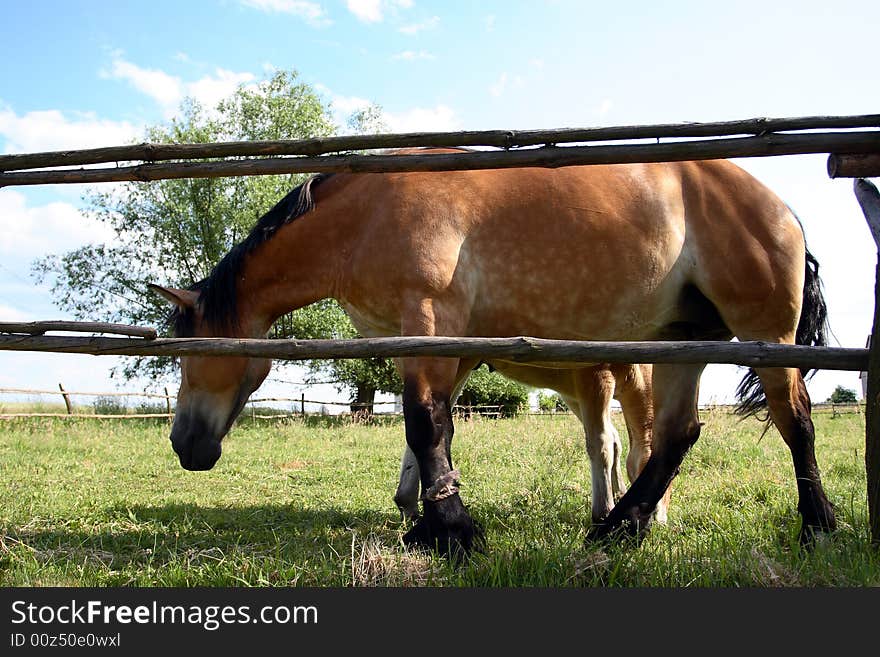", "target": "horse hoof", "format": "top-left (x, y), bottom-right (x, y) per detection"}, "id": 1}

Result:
top-left (585, 507), bottom-right (652, 546)
top-left (401, 495), bottom-right (482, 559)
top-left (798, 501), bottom-right (837, 547)
top-left (585, 520), bottom-right (628, 546)
top-left (798, 496), bottom-right (837, 546)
